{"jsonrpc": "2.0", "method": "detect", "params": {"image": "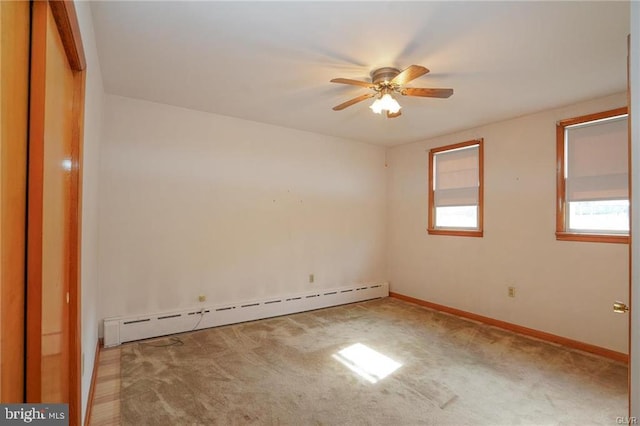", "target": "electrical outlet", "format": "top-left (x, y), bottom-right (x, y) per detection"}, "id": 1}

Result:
top-left (198, 295), bottom-right (206, 302)
top-left (309, 274), bottom-right (314, 283)
top-left (508, 286), bottom-right (516, 298)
